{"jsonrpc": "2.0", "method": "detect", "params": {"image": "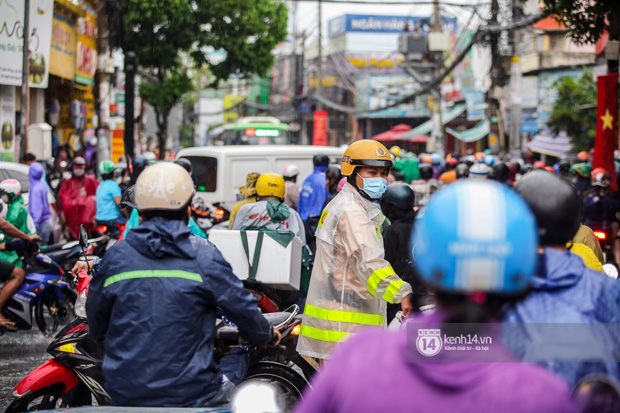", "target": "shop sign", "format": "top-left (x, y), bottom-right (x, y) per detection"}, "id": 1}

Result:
top-left (50, 14), bottom-right (77, 81)
top-left (111, 129), bottom-right (125, 163)
top-left (75, 12), bottom-right (97, 85)
top-left (0, 0), bottom-right (54, 87)
top-left (0, 85), bottom-right (16, 161)
top-left (224, 95), bottom-right (243, 124)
